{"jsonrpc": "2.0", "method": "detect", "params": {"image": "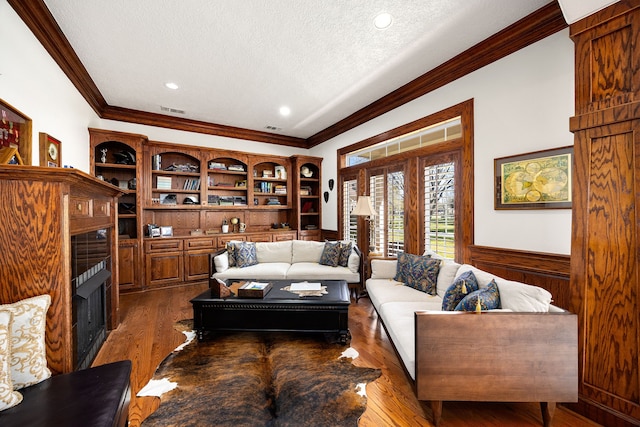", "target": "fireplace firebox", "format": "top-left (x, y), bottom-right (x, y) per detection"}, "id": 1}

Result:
top-left (71, 229), bottom-right (111, 370)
